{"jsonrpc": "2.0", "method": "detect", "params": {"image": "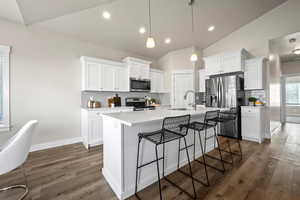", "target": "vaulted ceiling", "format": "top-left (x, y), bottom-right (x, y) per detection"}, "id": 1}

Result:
top-left (0, 0), bottom-right (287, 58)
top-left (271, 32), bottom-right (300, 63)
